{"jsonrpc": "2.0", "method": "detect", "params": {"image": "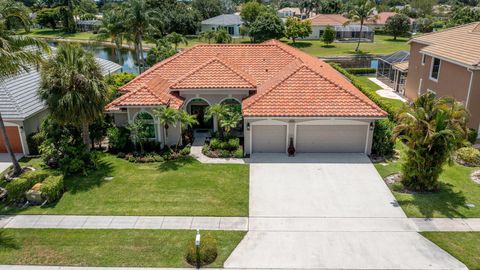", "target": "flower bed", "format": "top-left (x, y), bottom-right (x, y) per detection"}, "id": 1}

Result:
top-left (202, 138), bottom-right (243, 158)
top-left (117, 145), bottom-right (191, 163)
